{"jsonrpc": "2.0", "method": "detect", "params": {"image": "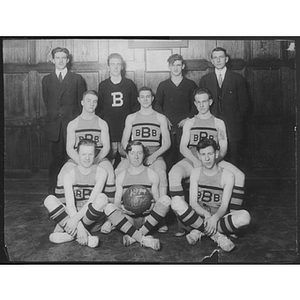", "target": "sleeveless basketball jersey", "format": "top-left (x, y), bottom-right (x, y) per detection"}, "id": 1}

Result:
top-left (188, 115), bottom-right (218, 157)
top-left (122, 167), bottom-right (152, 196)
top-left (72, 164), bottom-right (98, 207)
top-left (197, 167), bottom-right (224, 215)
top-left (74, 116), bottom-right (103, 155)
top-left (131, 112), bottom-right (161, 155)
